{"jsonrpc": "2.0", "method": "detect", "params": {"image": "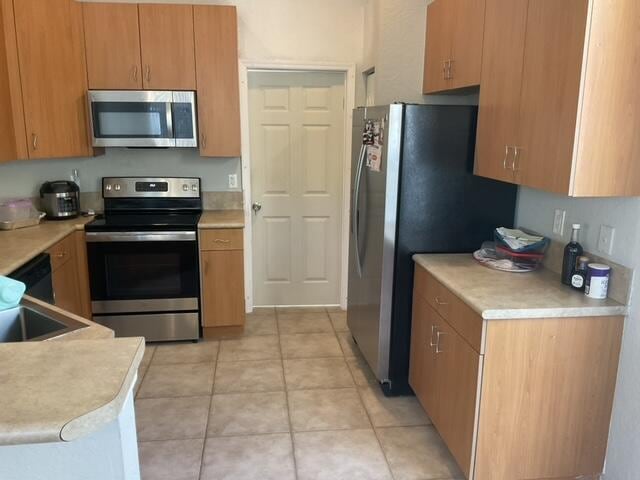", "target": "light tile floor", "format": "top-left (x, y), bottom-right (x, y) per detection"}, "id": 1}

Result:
top-left (135, 308), bottom-right (464, 480)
